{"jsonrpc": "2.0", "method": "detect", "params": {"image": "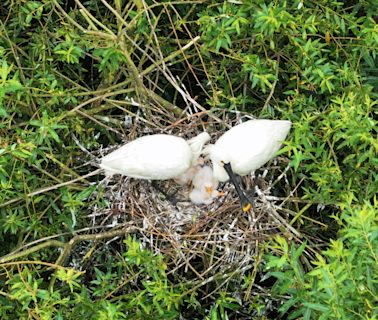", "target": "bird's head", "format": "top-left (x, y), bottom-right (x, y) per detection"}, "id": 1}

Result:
top-left (203, 144), bottom-right (230, 182)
